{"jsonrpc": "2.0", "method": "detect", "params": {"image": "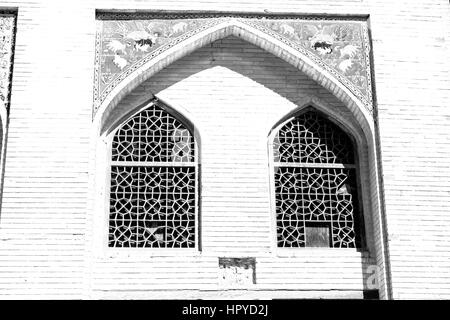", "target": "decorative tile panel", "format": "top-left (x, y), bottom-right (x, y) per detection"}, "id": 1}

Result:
top-left (94, 13), bottom-right (373, 116)
top-left (109, 102), bottom-right (197, 248)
